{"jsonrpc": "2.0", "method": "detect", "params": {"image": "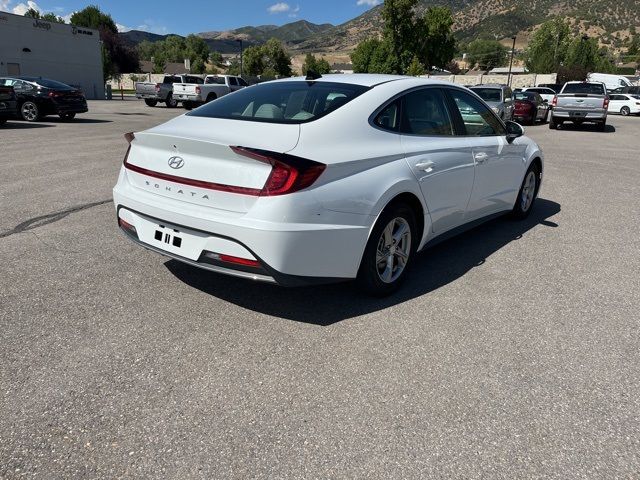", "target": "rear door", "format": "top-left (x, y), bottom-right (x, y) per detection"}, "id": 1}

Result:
top-left (446, 88), bottom-right (526, 219)
top-left (399, 87), bottom-right (475, 234)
